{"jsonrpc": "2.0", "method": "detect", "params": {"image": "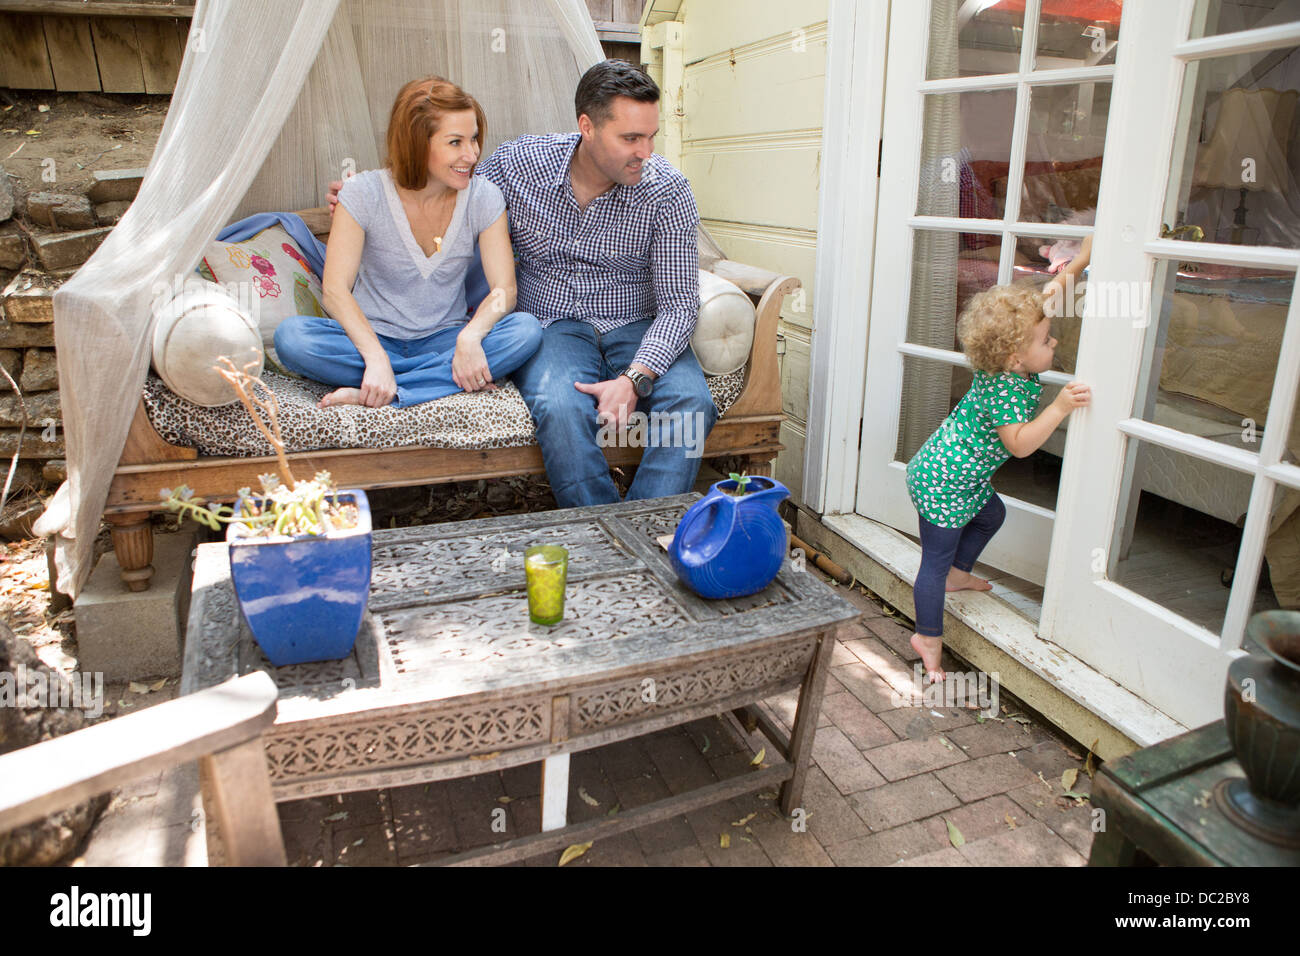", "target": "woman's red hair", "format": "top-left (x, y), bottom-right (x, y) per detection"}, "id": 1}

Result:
top-left (386, 76), bottom-right (487, 190)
